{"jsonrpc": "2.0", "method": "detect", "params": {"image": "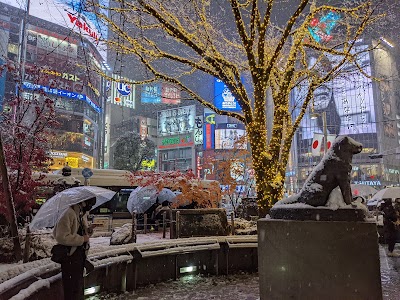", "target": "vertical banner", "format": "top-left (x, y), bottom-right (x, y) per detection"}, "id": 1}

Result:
top-left (203, 112), bottom-right (215, 150)
top-left (139, 117), bottom-right (148, 139)
top-left (194, 115), bottom-right (203, 145)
